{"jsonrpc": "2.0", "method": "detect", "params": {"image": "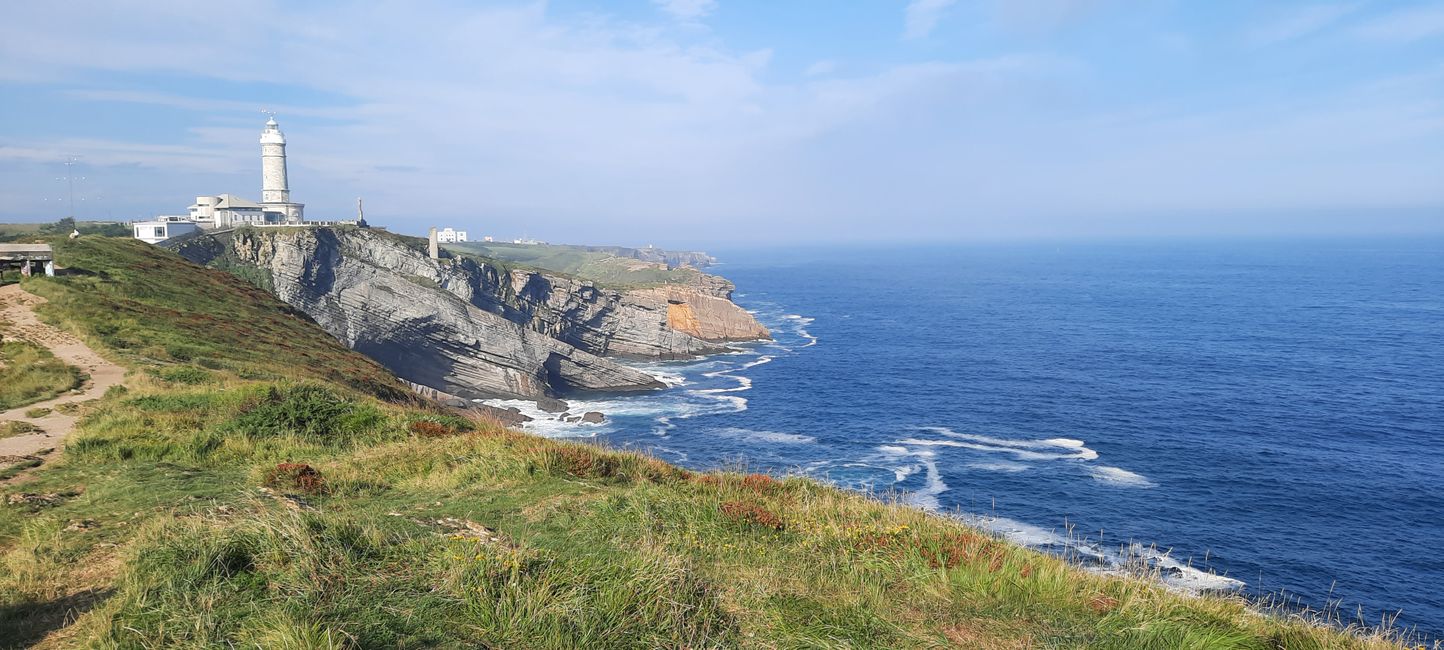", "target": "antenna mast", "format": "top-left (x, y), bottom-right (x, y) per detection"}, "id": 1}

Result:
top-left (62, 156), bottom-right (81, 219)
